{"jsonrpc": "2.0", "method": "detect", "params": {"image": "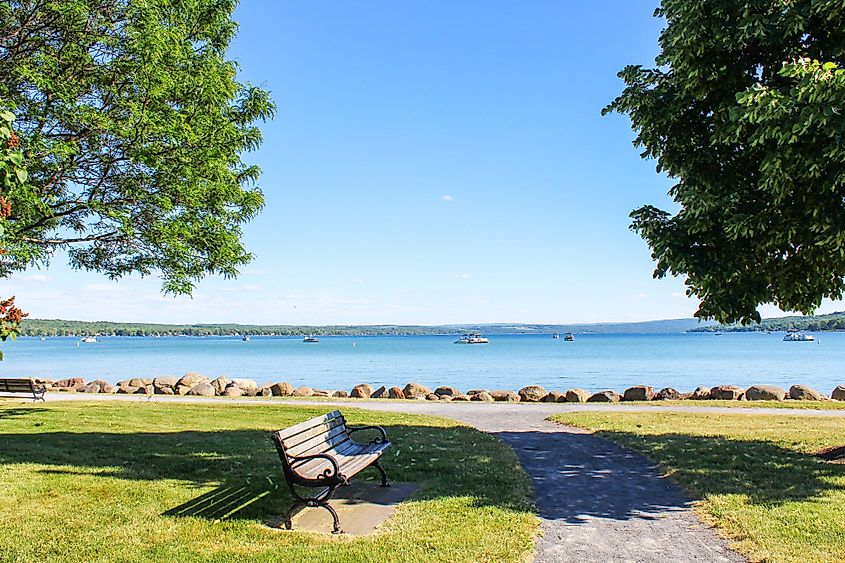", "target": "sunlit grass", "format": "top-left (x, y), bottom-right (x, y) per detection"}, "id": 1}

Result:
top-left (0, 400), bottom-right (536, 562)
